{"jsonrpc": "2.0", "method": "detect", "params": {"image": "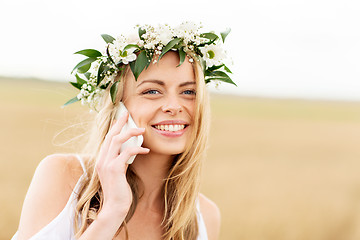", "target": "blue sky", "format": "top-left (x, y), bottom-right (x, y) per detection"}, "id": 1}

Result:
top-left (1, 0), bottom-right (359, 100)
